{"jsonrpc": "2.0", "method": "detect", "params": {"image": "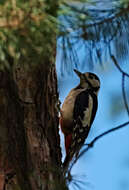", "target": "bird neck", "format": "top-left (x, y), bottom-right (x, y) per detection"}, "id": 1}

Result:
top-left (75, 84), bottom-right (99, 95)
top-left (87, 87), bottom-right (99, 96)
